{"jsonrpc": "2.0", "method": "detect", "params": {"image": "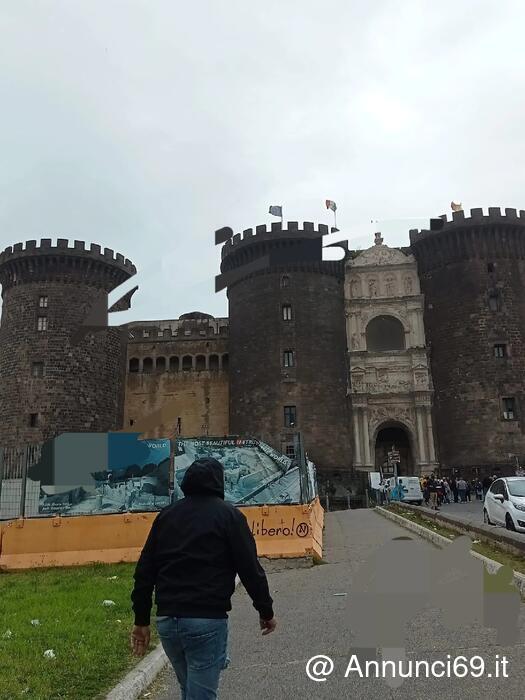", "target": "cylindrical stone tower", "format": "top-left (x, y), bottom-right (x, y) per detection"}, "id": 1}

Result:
top-left (410, 207), bottom-right (525, 475)
top-left (221, 221), bottom-right (352, 472)
top-left (0, 238), bottom-right (136, 448)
